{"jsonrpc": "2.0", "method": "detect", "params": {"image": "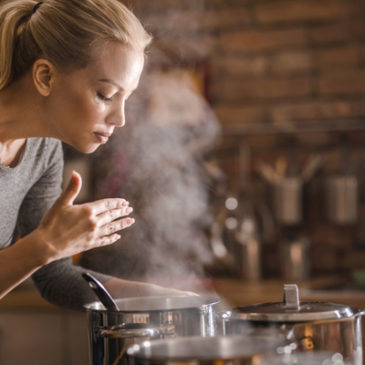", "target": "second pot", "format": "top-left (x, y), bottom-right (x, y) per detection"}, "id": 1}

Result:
top-left (221, 284), bottom-right (364, 365)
